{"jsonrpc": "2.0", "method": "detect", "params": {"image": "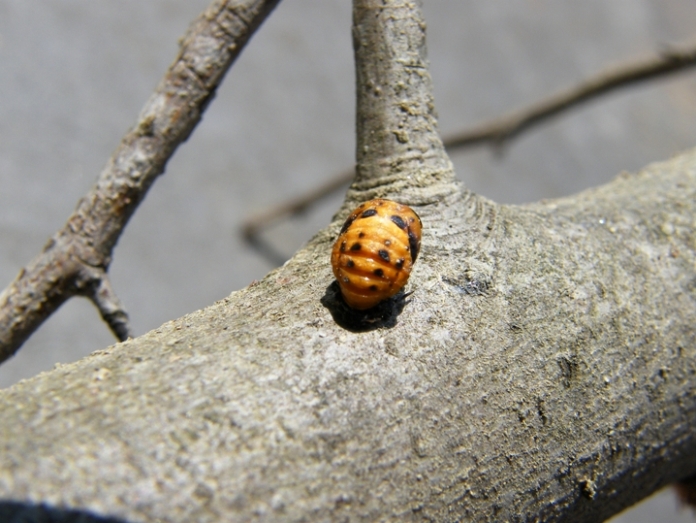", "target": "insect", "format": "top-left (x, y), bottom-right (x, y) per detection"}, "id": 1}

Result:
top-left (331, 198), bottom-right (422, 310)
